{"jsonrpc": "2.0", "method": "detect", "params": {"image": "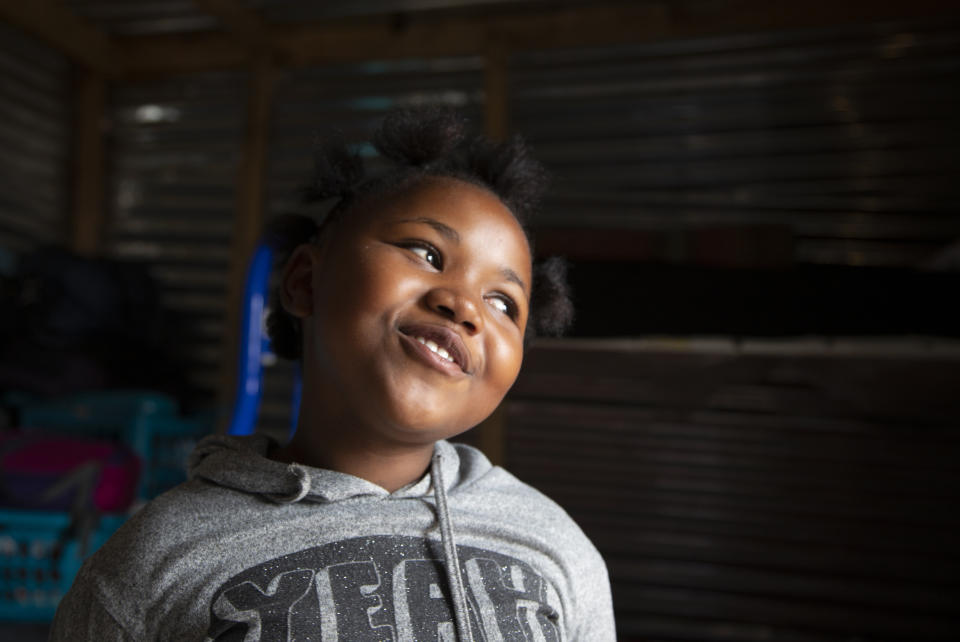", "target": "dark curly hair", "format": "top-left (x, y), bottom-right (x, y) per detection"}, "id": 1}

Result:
top-left (266, 107), bottom-right (573, 360)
